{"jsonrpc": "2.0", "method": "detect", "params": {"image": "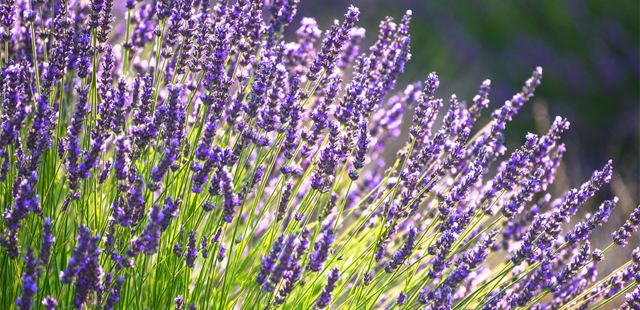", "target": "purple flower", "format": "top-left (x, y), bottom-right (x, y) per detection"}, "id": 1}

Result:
top-left (513, 250), bottom-right (556, 306)
top-left (397, 291), bottom-right (407, 306)
top-left (613, 204), bottom-right (640, 246)
top-left (511, 212), bottom-right (548, 265)
top-left (434, 156), bottom-right (484, 220)
top-left (492, 67), bottom-right (542, 129)
top-left (538, 160), bottom-right (613, 251)
top-left (279, 76), bottom-right (301, 130)
top-left (41, 297), bottom-right (58, 310)
top-left (263, 234), bottom-right (298, 292)
top-left (485, 134), bottom-right (539, 213)
top-left (307, 6), bottom-right (359, 80)
top-left (103, 276), bottom-right (125, 310)
top-left (277, 181), bottom-right (293, 222)
top-left (532, 116), bottom-right (570, 166)
top-left (620, 286), bottom-right (640, 309)
top-left (309, 228), bottom-right (336, 272)
top-left (557, 241), bottom-right (591, 286)
top-left (39, 217), bottom-right (55, 267)
top-left (218, 243), bottom-right (227, 262)
top-left (127, 175), bottom-right (146, 227)
top-left (258, 60), bottom-right (287, 132)
top-left (336, 56), bottom-right (368, 125)
top-left (245, 48), bottom-right (280, 119)
top-left (310, 121), bottom-right (342, 193)
top-left (466, 79), bottom-right (491, 128)
top-left (0, 64), bottom-right (31, 150)
top-left (211, 228), bottom-right (222, 244)
top-left (301, 71), bottom-right (342, 156)
top-left (273, 228), bottom-right (309, 305)
top-left (149, 84), bottom-right (186, 191)
top-left (96, 0), bottom-right (114, 43)
top-left (280, 164), bottom-right (302, 176)
top-left (453, 230), bottom-right (497, 280)
top-left (112, 77), bottom-right (128, 134)
top-left (4, 169), bottom-right (40, 230)
top-left (98, 45), bottom-right (115, 98)
top-left (114, 136), bottom-right (132, 189)
top-left (316, 267), bottom-right (340, 308)
top-left (427, 230), bottom-right (458, 278)
top-left (185, 231), bottom-right (198, 268)
top-left (0, 150), bottom-right (9, 182)
top-left (349, 118), bottom-right (370, 180)
top-left (58, 225), bottom-right (104, 309)
top-left (201, 235), bottom-right (209, 259)
top-left (385, 226), bottom-right (417, 273)
top-left (469, 67), bottom-right (543, 163)
top-left (192, 147), bottom-right (223, 193)
top-left (160, 196), bottom-right (181, 232)
top-left (247, 166), bottom-right (265, 192)
top-left (257, 236), bottom-right (285, 286)
top-left (131, 74), bottom-right (157, 156)
top-left (263, 0), bottom-right (299, 49)
top-left (283, 128), bottom-right (300, 160)
top-left (76, 28), bottom-right (92, 79)
top-left (320, 192), bottom-right (339, 221)
top-left (363, 271), bottom-right (372, 286)
top-left (173, 240), bottom-right (183, 258)
top-left (410, 73), bottom-right (441, 140)
top-left (375, 221), bottom-right (397, 261)
top-left (128, 204), bottom-right (164, 257)
top-left (60, 225), bottom-right (92, 284)
top-left (501, 166), bottom-right (544, 218)
top-left (103, 218), bottom-right (117, 256)
top-left (218, 167), bottom-right (239, 223)
top-left (16, 247), bottom-right (38, 310)
top-left (78, 80), bottom-right (112, 180)
top-left (566, 198), bottom-right (617, 243)
top-left (0, 229), bottom-right (20, 259)
top-left (274, 264), bottom-right (302, 305)
top-left (175, 296), bottom-right (184, 310)
top-left (202, 200), bottom-right (216, 212)
top-left (98, 160), bottom-right (112, 185)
